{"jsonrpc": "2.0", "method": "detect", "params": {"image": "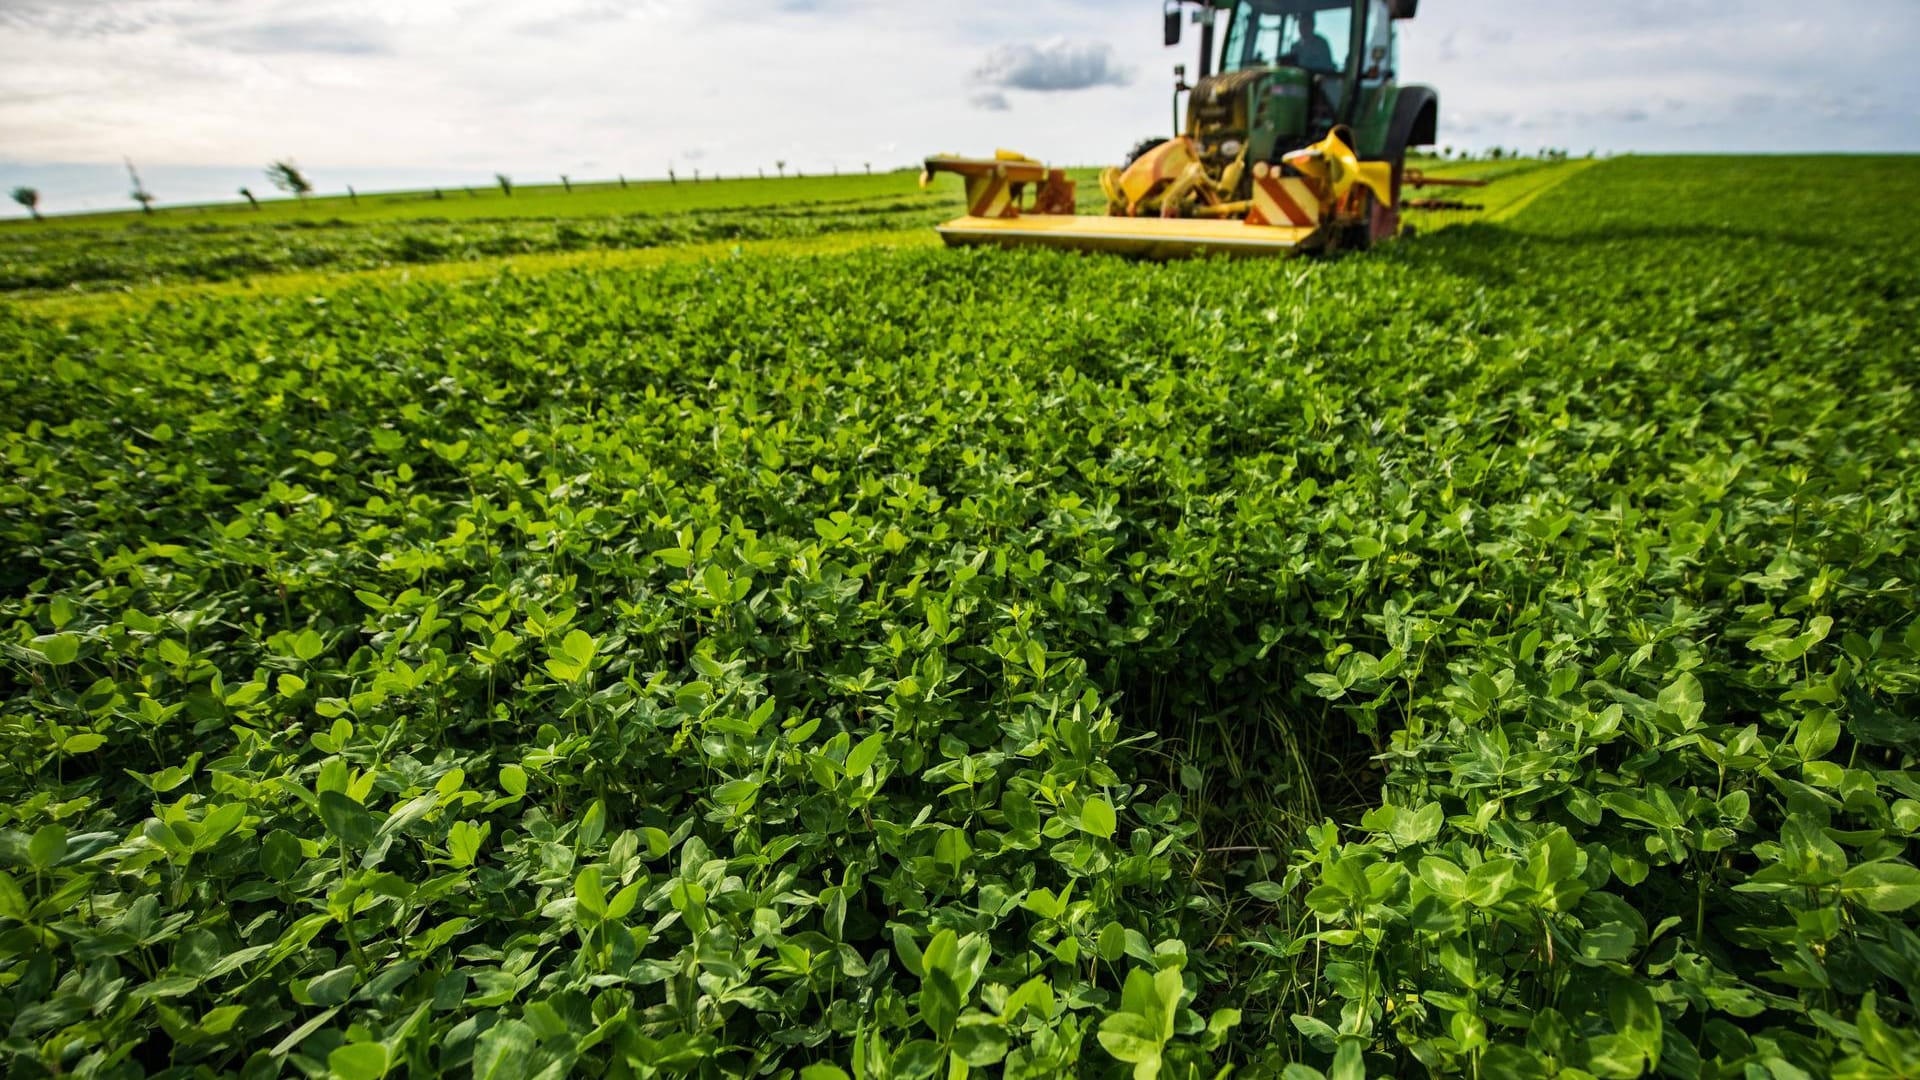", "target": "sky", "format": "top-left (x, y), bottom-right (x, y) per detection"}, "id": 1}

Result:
top-left (2, 0), bottom-right (1916, 215)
